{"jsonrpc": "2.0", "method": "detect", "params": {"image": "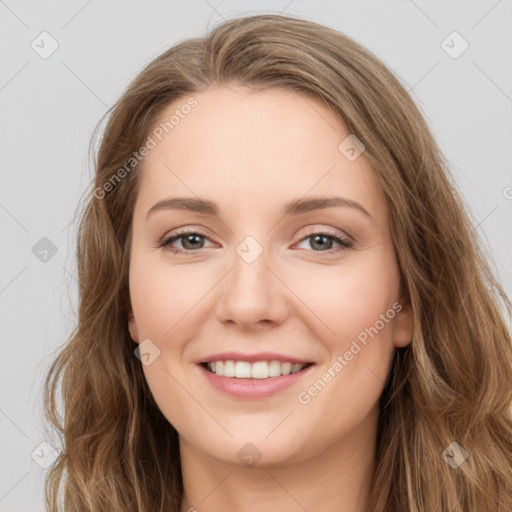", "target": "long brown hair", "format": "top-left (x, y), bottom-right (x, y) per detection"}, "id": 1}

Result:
top-left (42, 13), bottom-right (512, 511)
